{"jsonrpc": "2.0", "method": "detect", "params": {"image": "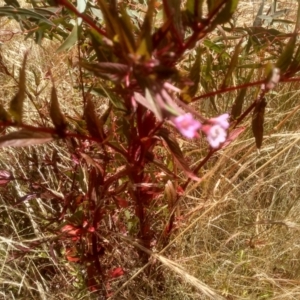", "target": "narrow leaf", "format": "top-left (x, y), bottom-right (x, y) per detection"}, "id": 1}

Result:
top-left (9, 53), bottom-right (27, 124)
top-left (290, 43), bottom-right (300, 72)
top-left (165, 0), bottom-right (184, 42)
top-left (81, 61), bottom-right (128, 82)
top-left (158, 128), bottom-right (200, 181)
top-left (221, 127), bottom-right (246, 149)
top-left (0, 7), bottom-right (55, 25)
top-left (253, 0), bottom-right (265, 27)
top-left (231, 69), bottom-right (254, 119)
top-left (0, 103), bottom-right (11, 122)
top-left (97, 0), bottom-right (119, 38)
top-left (0, 130), bottom-right (53, 148)
top-left (0, 170), bottom-right (12, 186)
top-left (50, 86), bottom-right (67, 133)
top-left (134, 90), bottom-right (163, 121)
top-left (165, 180), bottom-right (176, 209)
top-left (56, 23), bottom-right (78, 53)
top-left (136, 0), bottom-right (155, 58)
top-left (181, 47), bottom-right (202, 102)
top-left (209, 0), bottom-right (238, 29)
top-left (118, 5), bottom-right (136, 53)
top-left (221, 38), bottom-right (243, 88)
top-left (84, 96), bottom-right (105, 141)
top-left (185, 0), bottom-right (204, 20)
top-left (252, 98), bottom-right (267, 149)
top-left (275, 35), bottom-right (296, 72)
